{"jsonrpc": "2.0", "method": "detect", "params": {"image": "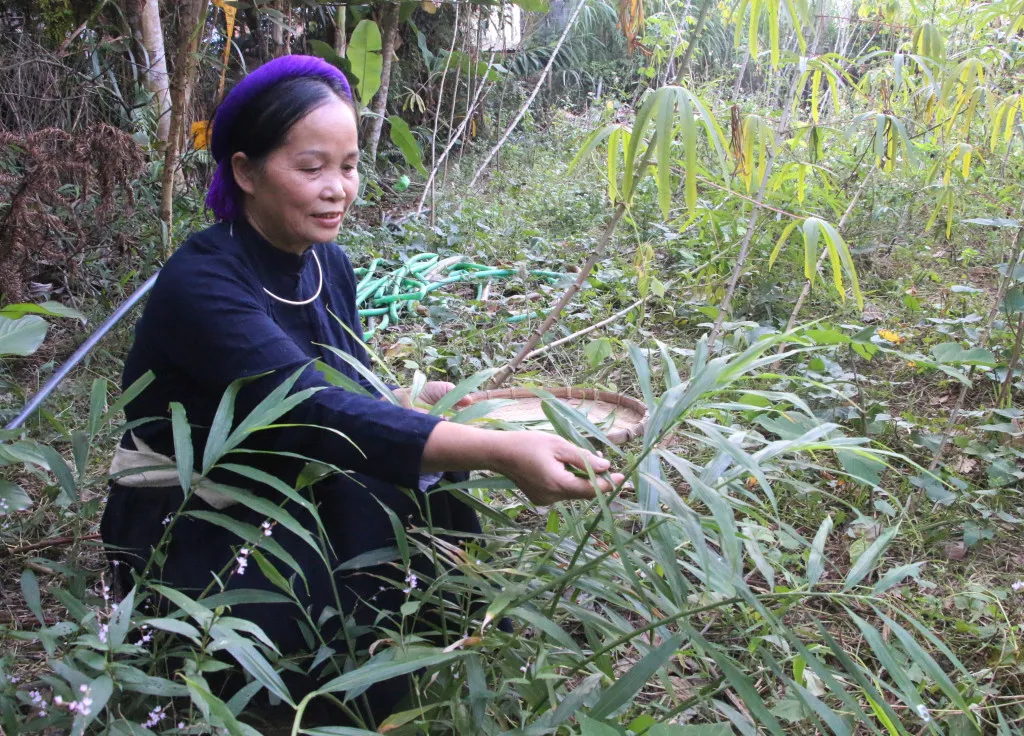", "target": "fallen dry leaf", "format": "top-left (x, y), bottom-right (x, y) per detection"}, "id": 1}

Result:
top-left (943, 542), bottom-right (967, 561)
